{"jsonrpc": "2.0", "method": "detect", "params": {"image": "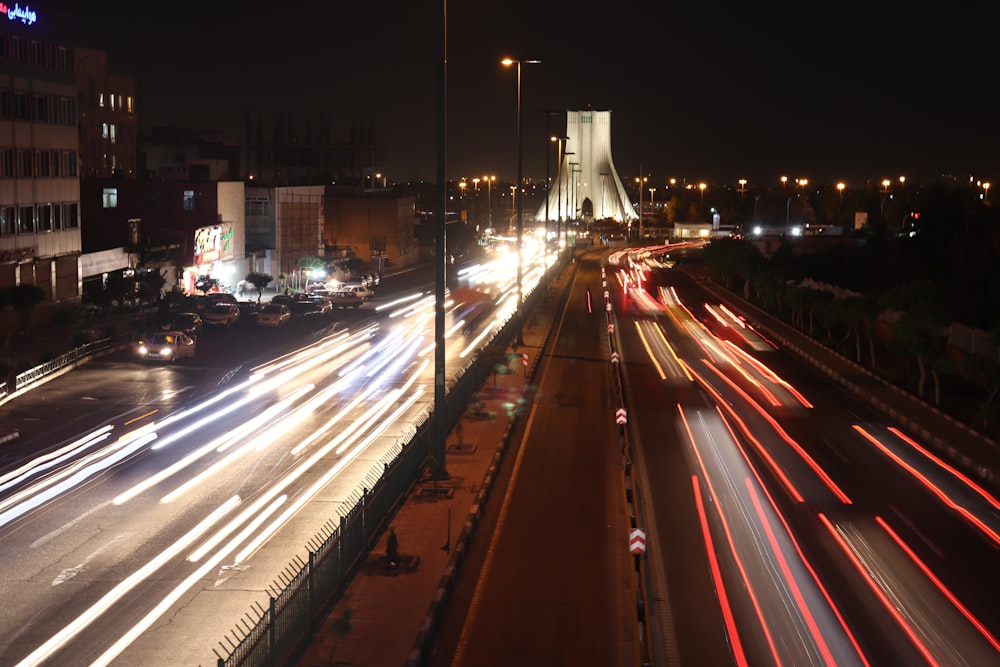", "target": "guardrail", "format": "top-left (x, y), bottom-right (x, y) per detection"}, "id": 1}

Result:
top-left (12, 335), bottom-right (127, 394)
